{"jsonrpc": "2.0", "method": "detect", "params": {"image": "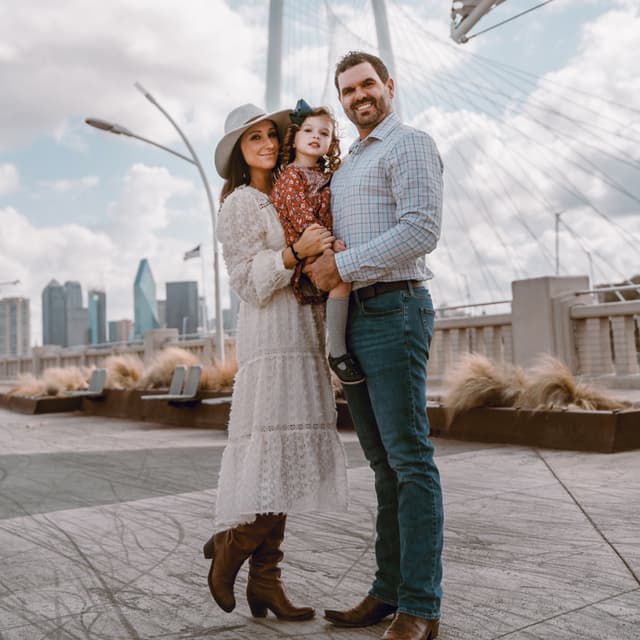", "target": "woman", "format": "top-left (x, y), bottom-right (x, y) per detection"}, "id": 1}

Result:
top-left (205, 103), bottom-right (348, 621)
